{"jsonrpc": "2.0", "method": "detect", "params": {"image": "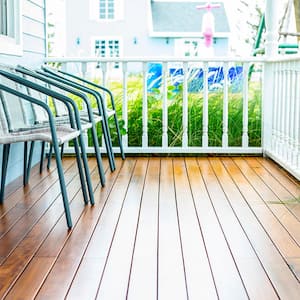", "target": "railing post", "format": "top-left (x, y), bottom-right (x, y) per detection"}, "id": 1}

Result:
top-left (265, 0), bottom-right (279, 57)
top-left (263, 0), bottom-right (279, 155)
